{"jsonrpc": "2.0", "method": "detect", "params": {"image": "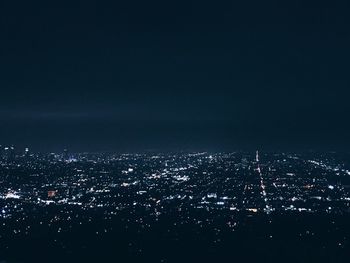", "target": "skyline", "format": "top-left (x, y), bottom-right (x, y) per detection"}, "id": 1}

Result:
top-left (2, 2), bottom-right (350, 262)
